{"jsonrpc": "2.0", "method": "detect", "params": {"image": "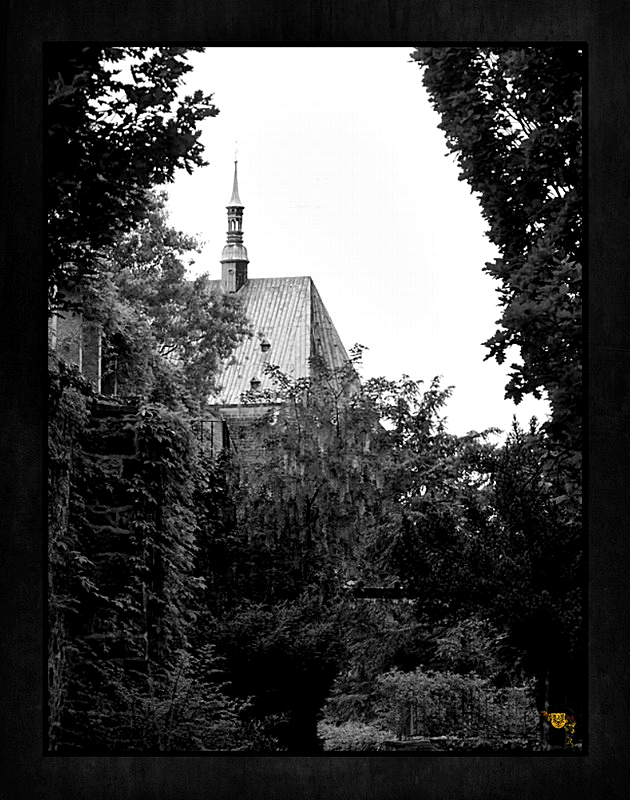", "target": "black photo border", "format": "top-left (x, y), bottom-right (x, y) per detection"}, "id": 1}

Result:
top-left (2, 0), bottom-right (627, 797)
